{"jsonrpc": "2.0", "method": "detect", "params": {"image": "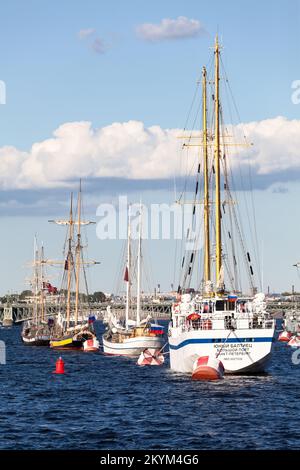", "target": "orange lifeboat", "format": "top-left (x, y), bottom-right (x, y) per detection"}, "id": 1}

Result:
top-left (192, 355), bottom-right (224, 380)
